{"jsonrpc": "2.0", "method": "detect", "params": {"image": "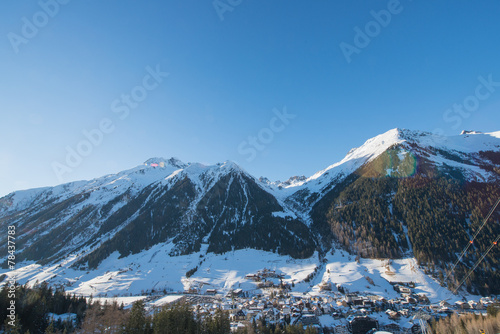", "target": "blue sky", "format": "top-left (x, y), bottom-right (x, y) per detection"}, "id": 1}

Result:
top-left (1, 0), bottom-right (500, 196)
